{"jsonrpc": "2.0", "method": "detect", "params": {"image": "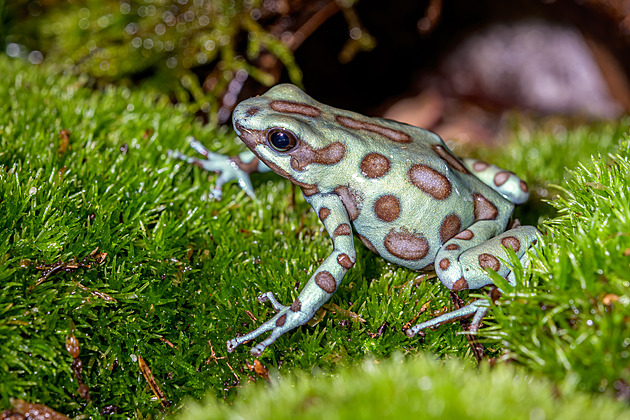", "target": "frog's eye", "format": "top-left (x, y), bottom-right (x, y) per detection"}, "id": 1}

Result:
top-left (267, 128), bottom-right (298, 152)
